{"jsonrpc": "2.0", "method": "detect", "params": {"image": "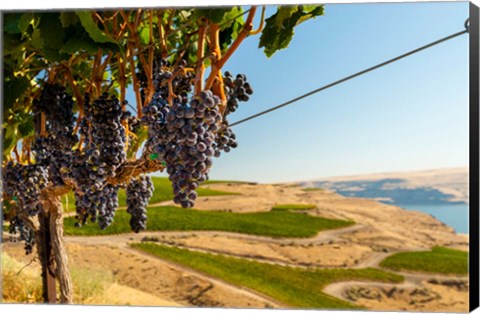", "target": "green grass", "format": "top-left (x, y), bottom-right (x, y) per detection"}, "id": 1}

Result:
top-left (131, 243), bottom-right (404, 309)
top-left (380, 247), bottom-right (468, 275)
top-left (62, 176), bottom-right (237, 212)
top-left (302, 187), bottom-right (324, 192)
top-left (64, 205), bottom-right (354, 237)
top-left (271, 204), bottom-right (317, 211)
top-left (201, 179), bottom-right (256, 185)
